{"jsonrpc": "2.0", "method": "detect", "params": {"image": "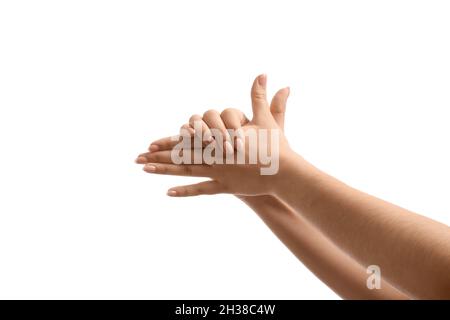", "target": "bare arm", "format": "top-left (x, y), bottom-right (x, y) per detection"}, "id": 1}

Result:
top-left (137, 79), bottom-right (410, 299)
top-left (138, 74), bottom-right (450, 299)
top-left (239, 195), bottom-right (409, 299)
top-left (274, 152), bottom-right (450, 299)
